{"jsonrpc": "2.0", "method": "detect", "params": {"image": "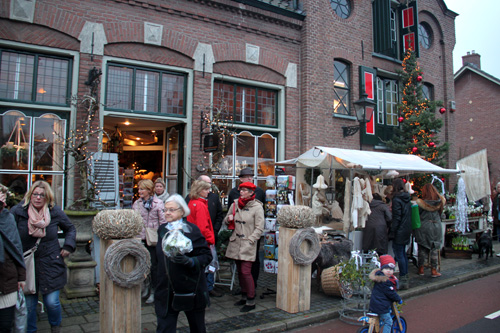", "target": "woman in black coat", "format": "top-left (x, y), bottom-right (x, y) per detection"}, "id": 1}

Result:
top-left (155, 194), bottom-right (212, 333)
top-left (11, 180), bottom-right (76, 333)
top-left (389, 178), bottom-right (412, 289)
top-left (362, 193), bottom-right (392, 255)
